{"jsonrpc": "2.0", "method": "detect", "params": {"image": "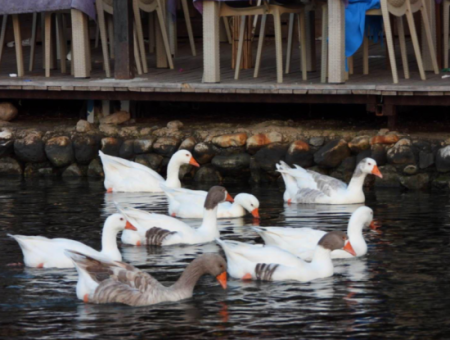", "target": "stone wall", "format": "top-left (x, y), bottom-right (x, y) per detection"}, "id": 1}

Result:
top-left (0, 117), bottom-right (450, 191)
